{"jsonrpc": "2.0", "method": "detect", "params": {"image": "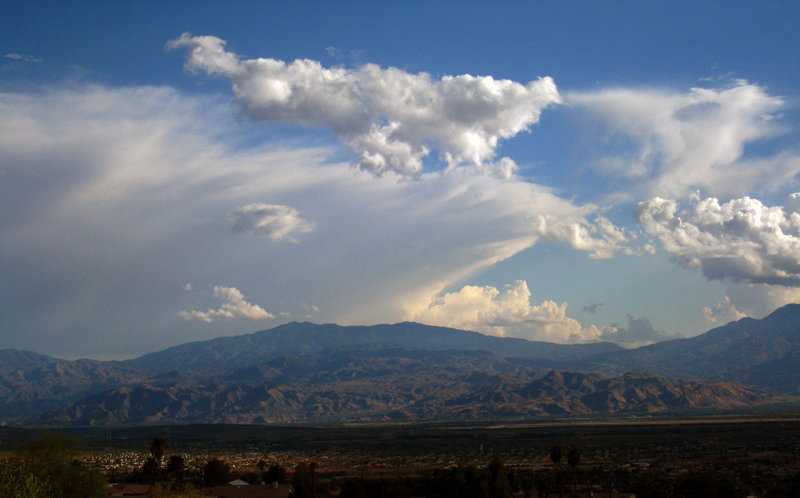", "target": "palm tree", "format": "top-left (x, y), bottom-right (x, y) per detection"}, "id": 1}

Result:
top-left (149, 437), bottom-right (169, 481)
top-left (567, 448), bottom-right (581, 495)
top-left (550, 445), bottom-right (564, 498)
top-left (310, 462), bottom-right (318, 498)
top-left (167, 455), bottom-right (185, 490)
top-left (550, 445), bottom-right (563, 466)
top-left (143, 457), bottom-right (159, 486)
top-left (204, 457), bottom-right (232, 487)
top-left (487, 455), bottom-right (513, 498)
